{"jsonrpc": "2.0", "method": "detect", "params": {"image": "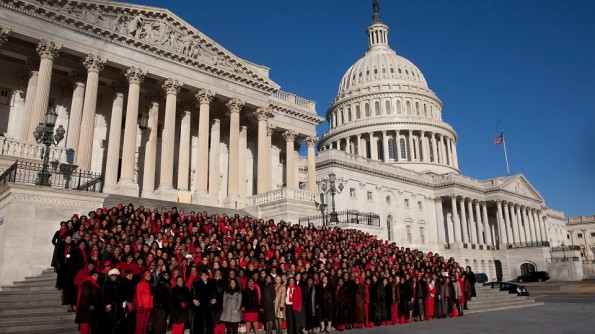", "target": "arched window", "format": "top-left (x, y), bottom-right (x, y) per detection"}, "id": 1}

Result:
top-left (356, 105), bottom-right (361, 119)
top-left (400, 138), bottom-right (407, 159)
top-left (338, 109), bottom-right (344, 125)
top-left (375, 101), bottom-right (381, 115)
top-left (377, 139), bottom-right (384, 160)
top-left (406, 101), bottom-right (411, 115)
top-left (396, 100), bottom-right (401, 114)
top-left (415, 102), bottom-right (420, 115)
top-left (387, 216), bottom-right (393, 241)
top-left (423, 104), bottom-right (428, 117)
top-left (347, 107), bottom-right (352, 122)
top-left (388, 137), bottom-right (395, 159)
top-left (365, 103), bottom-right (370, 117)
top-left (385, 100), bottom-right (391, 114)
top-left (520, 262), bottom-right (536, 275)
